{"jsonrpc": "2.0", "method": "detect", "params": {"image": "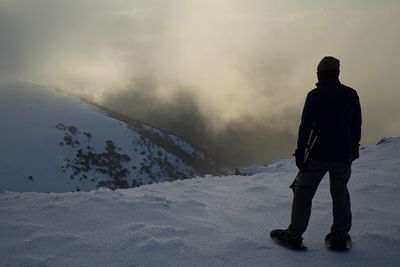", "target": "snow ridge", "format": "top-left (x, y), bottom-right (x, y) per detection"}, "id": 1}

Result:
top-left (0, 81), bottom-right (219, 193)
